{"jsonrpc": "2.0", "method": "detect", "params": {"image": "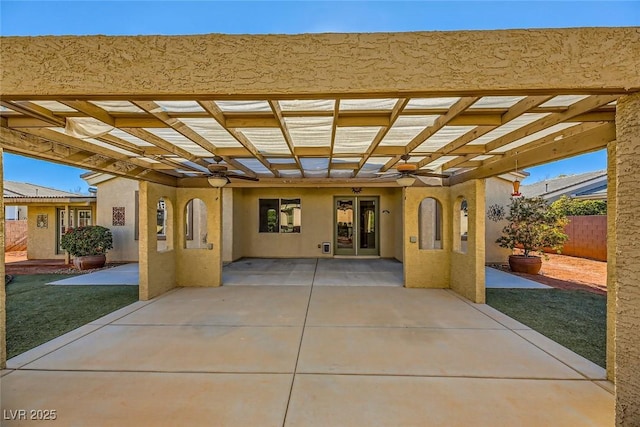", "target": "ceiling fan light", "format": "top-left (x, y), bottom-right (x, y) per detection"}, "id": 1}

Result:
top-left (396, 176), bottom-right (416, 187)
top-left (207, 176), bottom-right (228, 188)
